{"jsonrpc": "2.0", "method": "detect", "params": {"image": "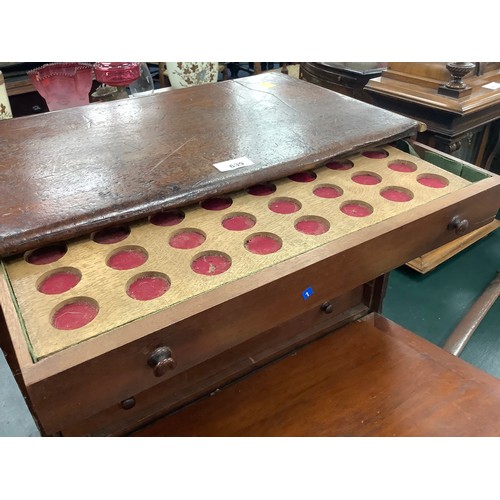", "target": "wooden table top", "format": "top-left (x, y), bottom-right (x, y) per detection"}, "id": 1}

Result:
top-left (0, 72), bottom-right (417, 257)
